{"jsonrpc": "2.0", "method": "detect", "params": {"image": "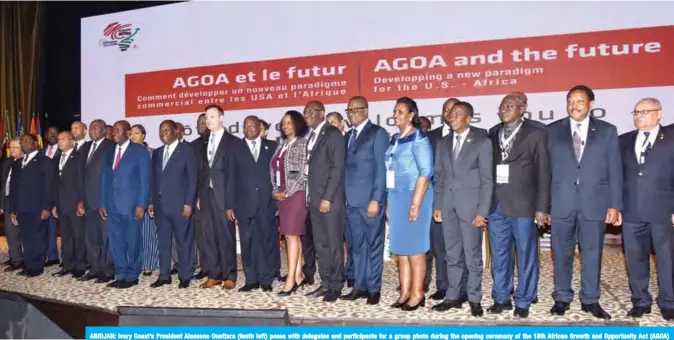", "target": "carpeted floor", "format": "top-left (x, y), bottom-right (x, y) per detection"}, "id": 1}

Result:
top-left (0, 237), bottom-right (671, 326)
